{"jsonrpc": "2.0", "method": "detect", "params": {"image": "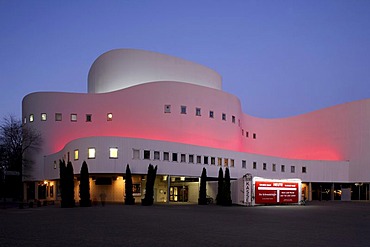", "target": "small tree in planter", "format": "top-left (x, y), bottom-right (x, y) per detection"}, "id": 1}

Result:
top-left (79, 161), bottom-right (91, 207)
top-left (142, 164), bottom-right (157, 206)
top-left (66, 161), bottom-right (75, 207)
top-left (59, 160), bottom-right (67, 208)
top-left (125, 164), bottom-right (135, 205)
top-left (216, 167), bottom-right (224, 205)
top-left (223, 167), bottom-right (232, 206)
top-left (198, 167), bottom-right (207, 205)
